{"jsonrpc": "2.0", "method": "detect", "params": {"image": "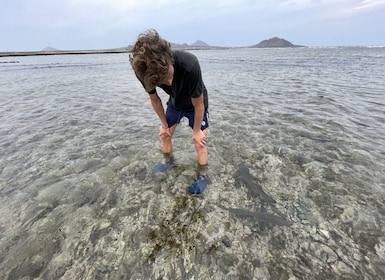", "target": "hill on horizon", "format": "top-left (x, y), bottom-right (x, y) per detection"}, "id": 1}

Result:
top-left (42, 47), bottom-right (60, 51)
top-left (191, 40), bottom-right (209, 47)
top-left (251, 37), bottom-right (304, 48)
top-left (170, 40), bottom-right (210, 49)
